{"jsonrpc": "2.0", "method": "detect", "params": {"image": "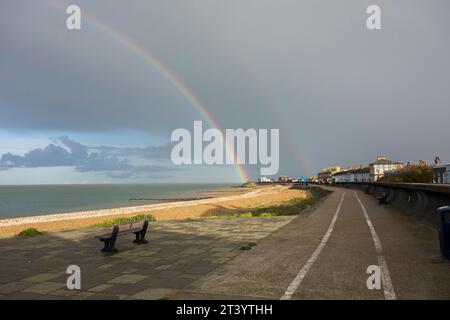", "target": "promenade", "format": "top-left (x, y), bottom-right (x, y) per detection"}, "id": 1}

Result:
top-left (0, 187), bottom-right (448, 300)
top-left (0, 215), bottom-right (294, 299)
top-left (178, 187), bottom-right (450, 299)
